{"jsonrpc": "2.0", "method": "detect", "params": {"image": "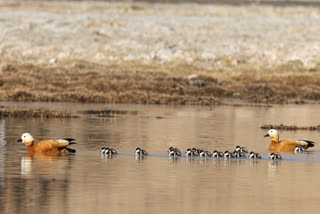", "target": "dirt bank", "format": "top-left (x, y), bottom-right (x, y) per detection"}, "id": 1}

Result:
top-left (1, 1), bottom-right (320, 104)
